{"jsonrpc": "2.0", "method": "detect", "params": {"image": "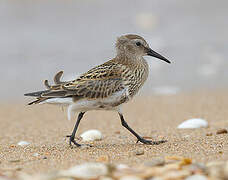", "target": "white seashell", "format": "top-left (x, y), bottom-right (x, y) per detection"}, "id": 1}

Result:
top-left (177, 118), bottom-right (208, 129)
top-left (116, 164), bottom-right (129, 170)
top-left (33, 153), bottom-right (39, 157)
top-left (80, 129), bottom-right (103, 142)
top-left (60, 163), bottom-right (108, 178)
top-left (17, 141), bottom-right (30, 146)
